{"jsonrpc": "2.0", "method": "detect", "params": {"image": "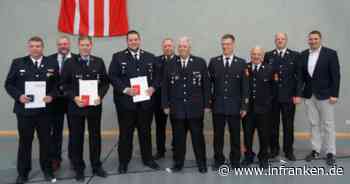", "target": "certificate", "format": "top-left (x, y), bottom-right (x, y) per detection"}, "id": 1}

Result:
top-left (79, 80), bottom-right (98, 106)
top-left (25, 81), bottom-right (46, 109)
top-left (130, 76), bottom-right (150, 103)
